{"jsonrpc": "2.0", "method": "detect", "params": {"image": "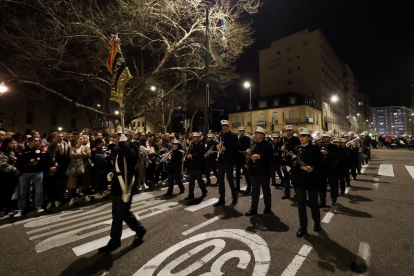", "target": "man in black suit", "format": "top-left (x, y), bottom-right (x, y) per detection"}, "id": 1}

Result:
top-left (185, 132), bottom-right (208, 200)
top-left (213, 120), bottom-right (239, 207)
top-left (235, 126), bottom-right (251, 194)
